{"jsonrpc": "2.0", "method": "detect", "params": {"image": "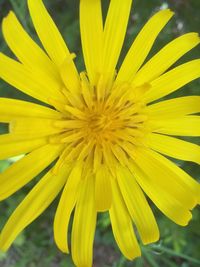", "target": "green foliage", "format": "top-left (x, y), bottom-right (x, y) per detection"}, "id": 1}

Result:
top-left (0, 0), bottom-right (200, 266)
